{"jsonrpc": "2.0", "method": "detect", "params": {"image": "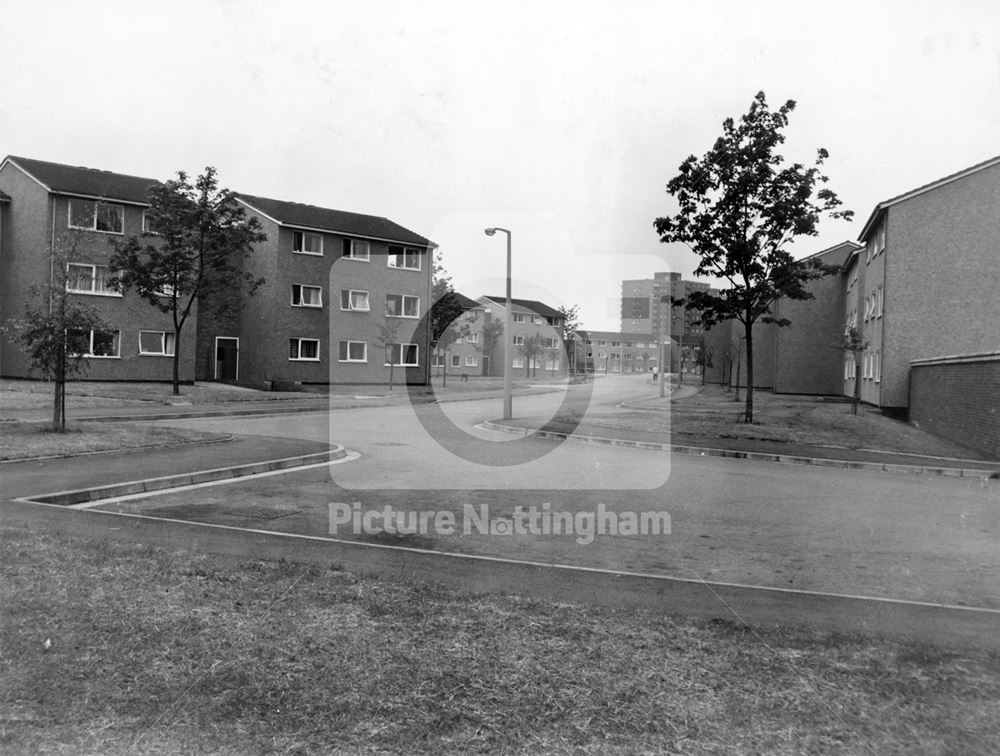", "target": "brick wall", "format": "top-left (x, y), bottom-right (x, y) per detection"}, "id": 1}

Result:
top-left (910, 353), bottom-right (1000, 459)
